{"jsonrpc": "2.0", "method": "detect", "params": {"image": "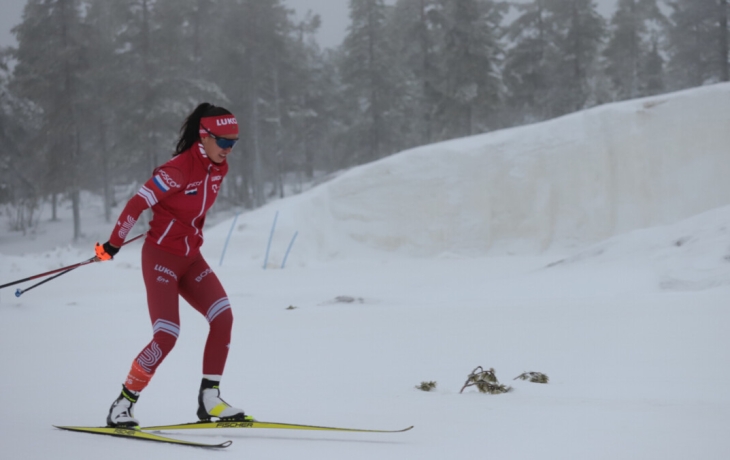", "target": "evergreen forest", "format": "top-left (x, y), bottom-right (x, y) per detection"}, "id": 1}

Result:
top-left (0, 0), bottom-right (727, 239)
